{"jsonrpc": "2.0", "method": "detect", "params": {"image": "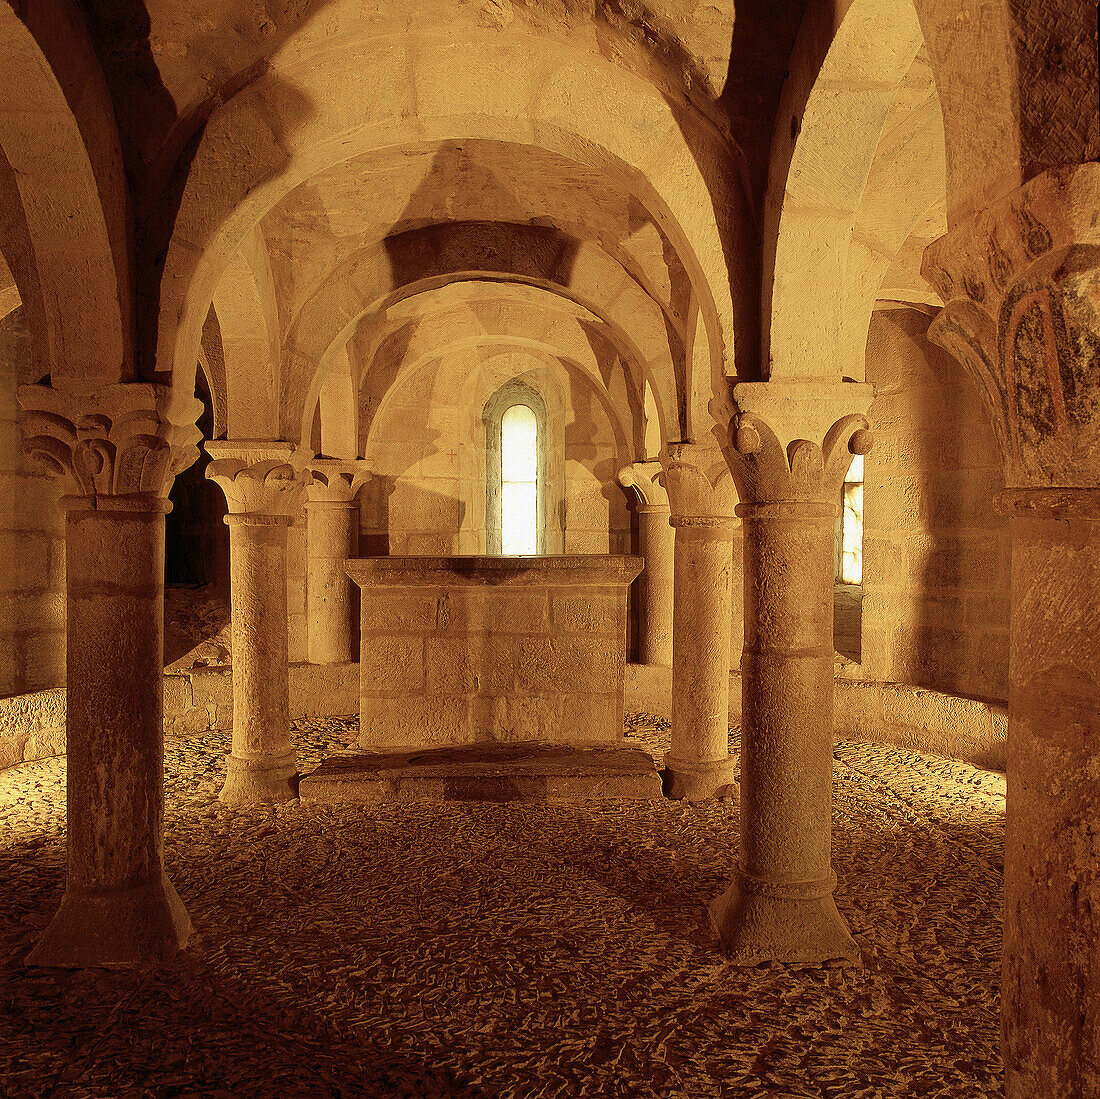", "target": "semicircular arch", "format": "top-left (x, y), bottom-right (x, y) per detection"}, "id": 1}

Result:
top-left (157, 24), bottom-right (746, 430)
